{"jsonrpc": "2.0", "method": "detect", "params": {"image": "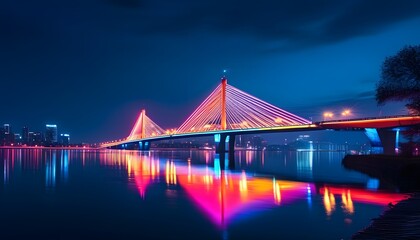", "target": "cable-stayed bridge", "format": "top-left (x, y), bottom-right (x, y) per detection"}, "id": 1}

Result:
top-left (101, 76), bottom-right (420, 155)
